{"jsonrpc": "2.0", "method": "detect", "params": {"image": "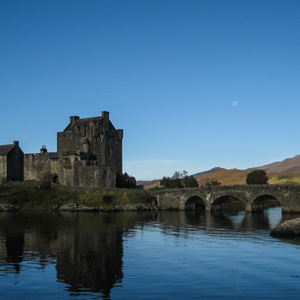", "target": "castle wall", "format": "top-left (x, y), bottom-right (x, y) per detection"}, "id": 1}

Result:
top-left (24, 152), bottom-right (59, 182)
top-left (77, 166), bottom-right (116, 189)
top-left (0, 156), bottom-right (7, 181)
